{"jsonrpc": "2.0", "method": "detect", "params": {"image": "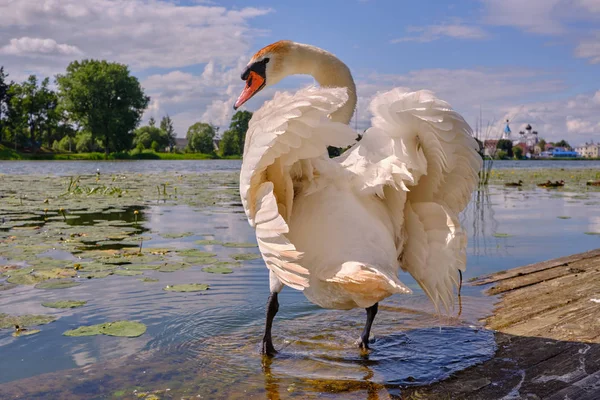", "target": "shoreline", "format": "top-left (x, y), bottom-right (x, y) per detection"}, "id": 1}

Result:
top-left (400, 248), bottom-right (600, 399)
